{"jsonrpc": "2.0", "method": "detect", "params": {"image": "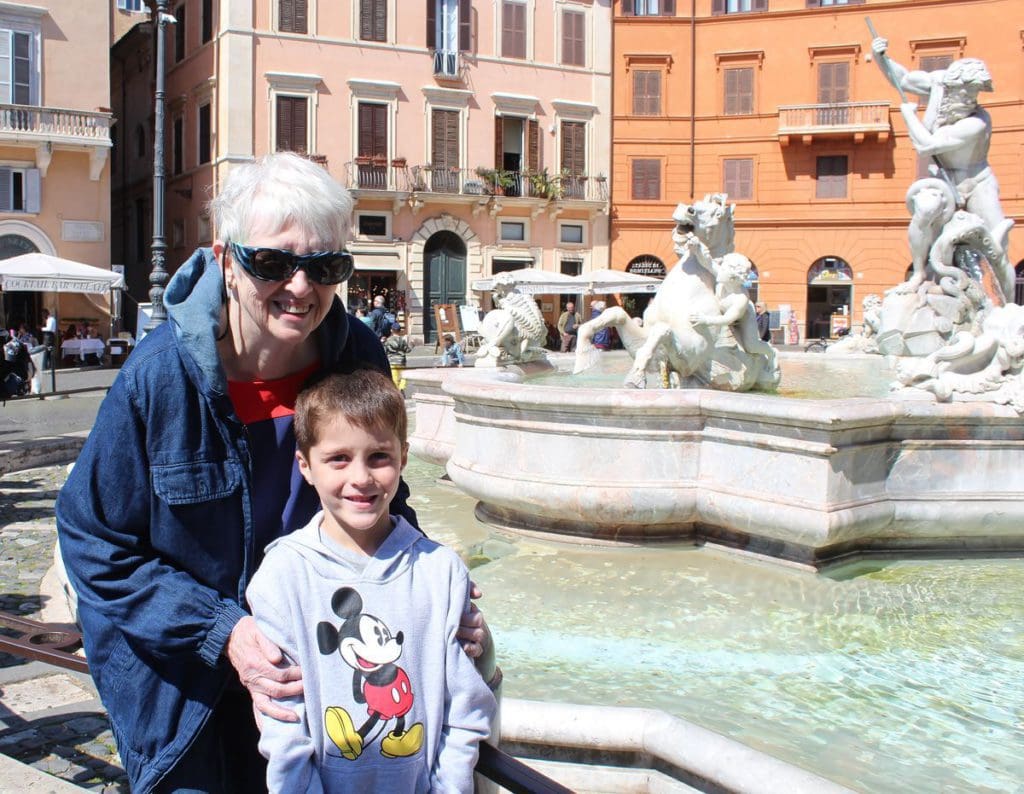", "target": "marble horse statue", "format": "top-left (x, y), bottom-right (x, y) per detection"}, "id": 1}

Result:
top-left (574, 193), bottom-right (780, 391)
